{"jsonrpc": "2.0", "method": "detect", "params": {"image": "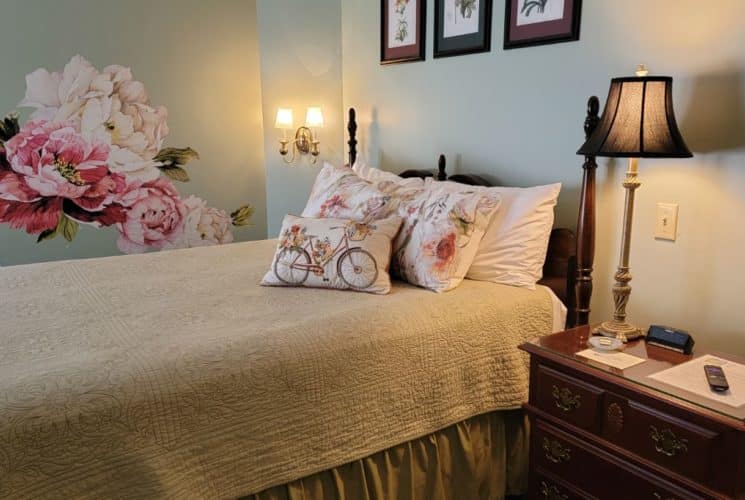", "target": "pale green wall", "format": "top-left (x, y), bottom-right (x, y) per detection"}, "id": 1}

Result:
top-left (257, 0), bottom-right (344, 237)
top-left (341, 0), bottom-right (745, 355)
top-left (4, 0), bottom-right (743, 355)
top-left (0, 0), bottom-right (266, 265)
